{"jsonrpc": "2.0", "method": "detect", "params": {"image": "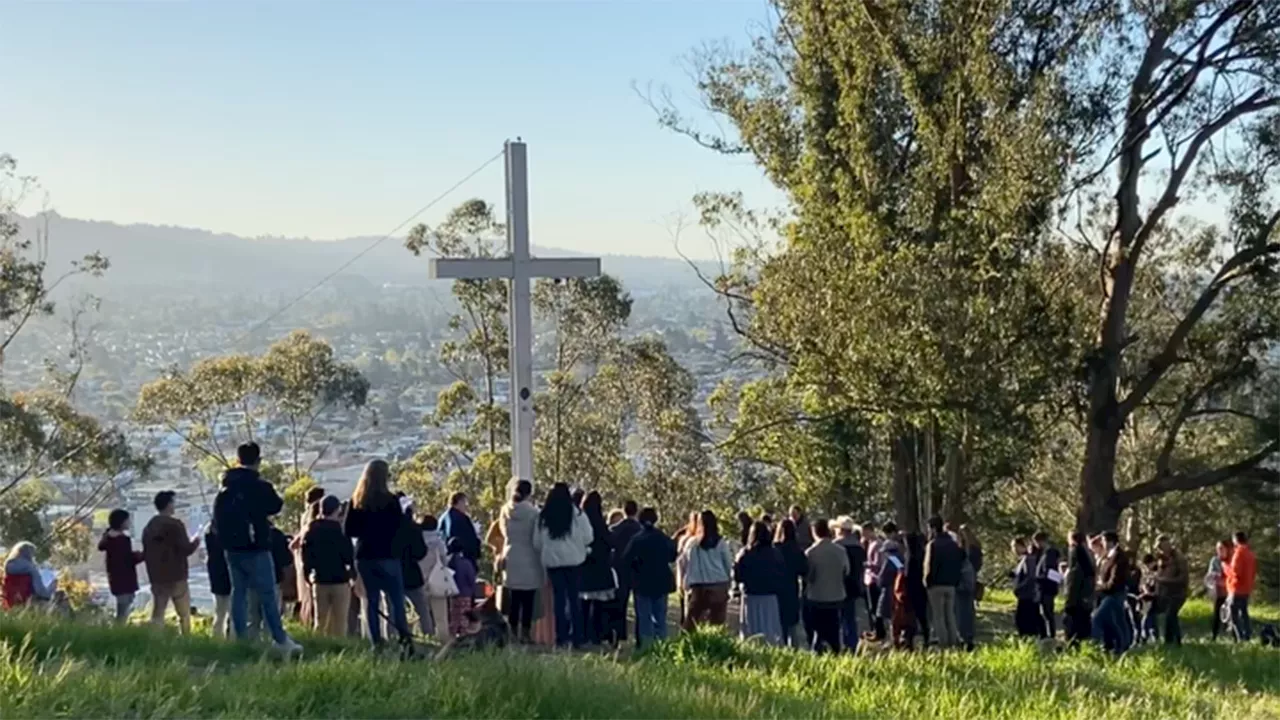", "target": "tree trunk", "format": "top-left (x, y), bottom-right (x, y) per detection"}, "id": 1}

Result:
top-left (941, 428), bottom-right (967, 524)
top-left (891, 426), bottom-right (921, 533)
top-left (1078, 247), bottom-right (1136, 534)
